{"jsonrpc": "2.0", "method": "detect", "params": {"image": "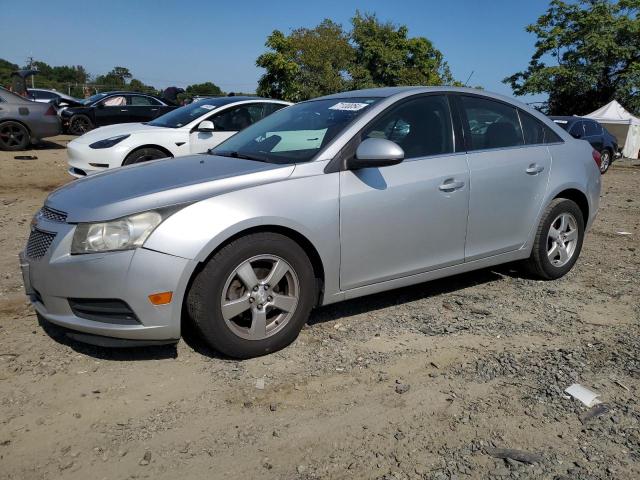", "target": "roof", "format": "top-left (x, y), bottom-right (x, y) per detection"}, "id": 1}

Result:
top-left (583, 100), bottom-right (640, 125)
